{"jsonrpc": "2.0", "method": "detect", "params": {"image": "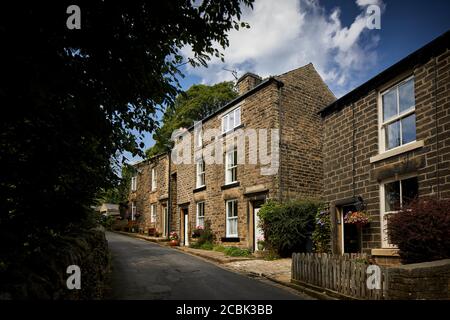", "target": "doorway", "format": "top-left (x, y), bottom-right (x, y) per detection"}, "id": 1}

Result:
top-left (162, 206), bottom-right (168, 237)
top-left (339, 204), bottom-right (361, 253)
top-left (253, 201), bottom-right (264, 252)
top-left (181, 207), bottom-right (189, 246)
